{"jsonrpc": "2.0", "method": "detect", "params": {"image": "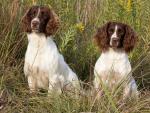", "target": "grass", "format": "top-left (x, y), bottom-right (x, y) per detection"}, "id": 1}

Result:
top-left (0, 0), bottom-right (150, 112)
